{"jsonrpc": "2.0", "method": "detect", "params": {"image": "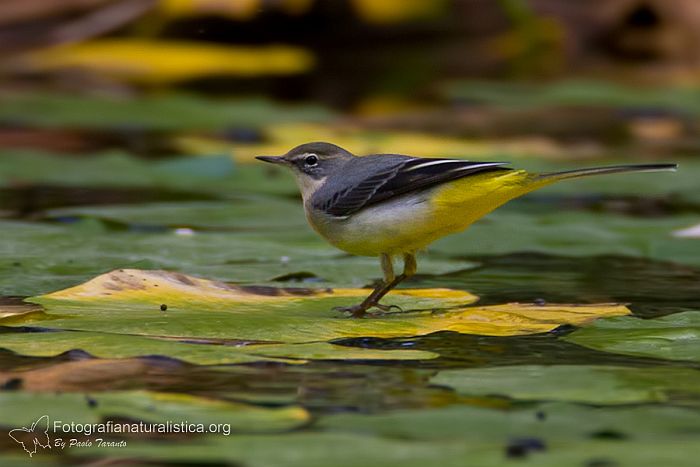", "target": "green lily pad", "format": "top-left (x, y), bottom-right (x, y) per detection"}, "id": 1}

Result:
top-left (11, 403), bottom-right (698, 467)
top-left (445, 80), bottom-right (700, 116)
top-left (0, 390), bottom-right (310, 434)
top-left (0, 330), bottom-right (438, 364)
top-left (0, 92), bottom-right (331, 131)
top-left (564, 311), bottom-right (700, 362)
top-left (0, 149), bottom-right (308, 201)
top-left (45, 199), bottom-right (311, 231)
top-left (317, 402), bottom-right (700, 443)
top-left (430, 365), bottom-right (700, 404)
top-left (7, 269), bottom-right (628, 343)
